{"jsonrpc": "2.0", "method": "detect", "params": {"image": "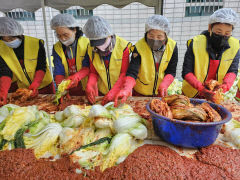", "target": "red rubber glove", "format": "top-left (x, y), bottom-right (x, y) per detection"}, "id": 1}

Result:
top-left (158, 74), bottom-right (174, 97)
top-left (0, 76), bottom-right (11, 106)
top-left (101, 73), bottom-right (125, 105)
top-left (114, 76), bottom-right (136, 107)
top-left (67, 67), bottom-right (89, 89)
top-left (55, 75), bottom-right (65, 86)
top-left (214, 72), bottom-right (236, 93)
top-left (28, 70), bottom-right (45, 97)
top-left (235, 89), bottom-right (240, 101)
top-left (185, 73), bottom-right (214, 100)
top-left (185, 73), bottom-right (217, 101)
top-left (86, 73), bottom-right (98, 104)
top-left (184, 73), bottom-right (204, 92)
